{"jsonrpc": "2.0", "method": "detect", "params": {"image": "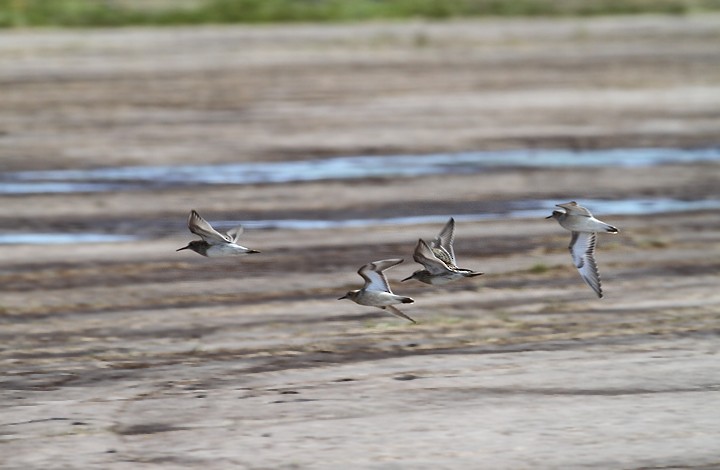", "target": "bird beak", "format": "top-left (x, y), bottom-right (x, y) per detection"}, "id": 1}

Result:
top-left (544, 214), bottom-right (553, 219)
top-left (337, 294), bottom-right (348, 300)
top-left (401, 275), bottom-right (412, 282)
top-left (176, 245), bottom-right (190, 252)
top-left (248, 249), bottom-right (261, 254)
